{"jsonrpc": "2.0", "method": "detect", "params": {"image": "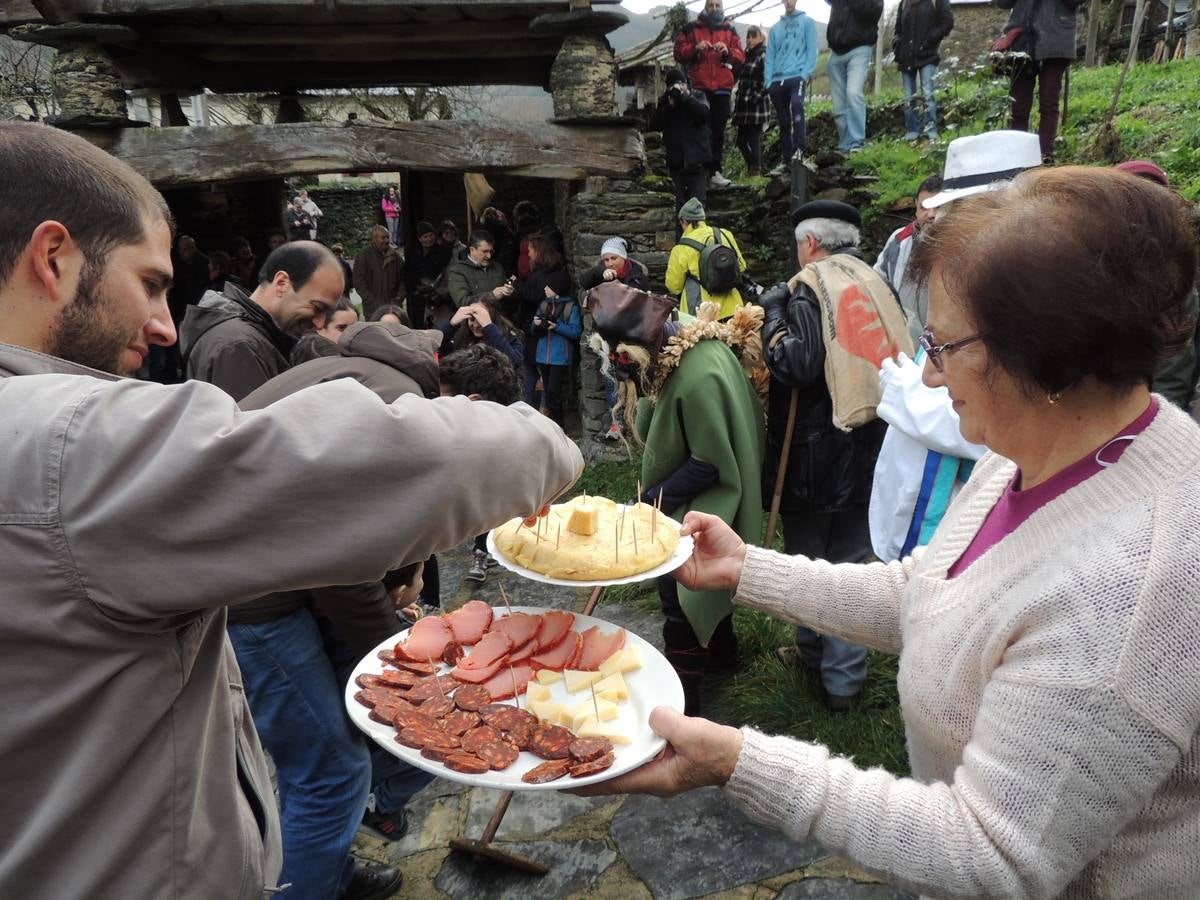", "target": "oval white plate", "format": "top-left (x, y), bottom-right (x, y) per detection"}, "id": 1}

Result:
top-left (344, 607), bottom-right (685, 791)
top-left (486, 506), bottom-right (694, 588)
